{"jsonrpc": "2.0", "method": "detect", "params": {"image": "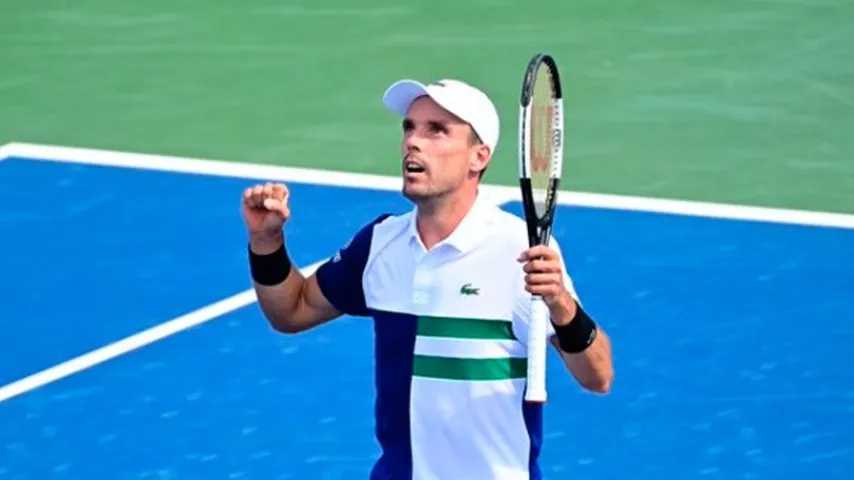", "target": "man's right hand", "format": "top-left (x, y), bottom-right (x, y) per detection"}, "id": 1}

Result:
top-left (242, 182), bottom-right (290, 253)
